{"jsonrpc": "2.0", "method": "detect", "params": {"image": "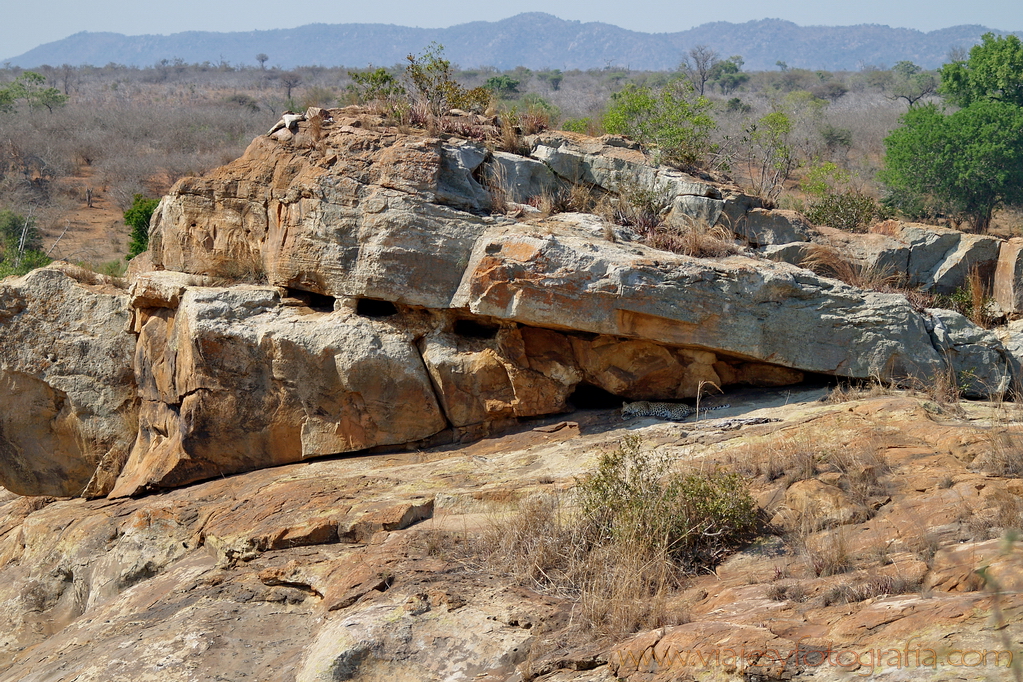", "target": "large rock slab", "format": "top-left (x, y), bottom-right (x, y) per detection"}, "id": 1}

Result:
top-left (890, 222), bottom-right (1000, 293)
top-left (113, 283), bottom-right (447, 496)
top-left (451, 217), bottom-right (945, 381)
top-left (0, 264), bottom-right (137, 497)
